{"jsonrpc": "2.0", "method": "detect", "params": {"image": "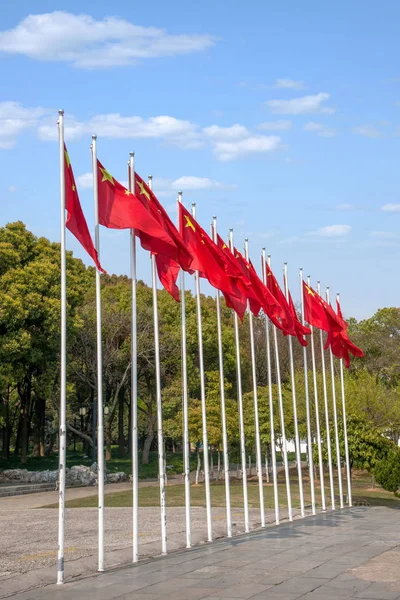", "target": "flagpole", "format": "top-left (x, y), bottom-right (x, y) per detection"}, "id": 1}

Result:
top-left (192, 203), bottom-right (213, 542)
top-left (337, 292), bottom-right (352, 507)
top-left (262, 250), bottom-right (279, 524)
top-left (283, 263), bottom-right (305, 518)
top-left (57, 109), bottom-right (67, 585)
top-left (326, 288), bottom-right (344, 509)
top-left (244, 239), bottom-right (265, 528)
top-left (317, 281), bottom-right (335, 511)
top-left (128, 153), bottom-right (139, 563)
top-left (299, 269), bottom-right (316, 516)
top-left (229, 229), bottom-right (250, 533)
top-left (306, 275), bottom-right (326, 511)
top-left (212, 217), bottom-right (232, 538)
top-left (267, 255), bottom-right (292, 522)
top-left (178, 191), bottom-right (191, 548)
top-left (148, 176), bottom-right (167, 554)
top-left (91, 135), bottom-right (105, 571)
